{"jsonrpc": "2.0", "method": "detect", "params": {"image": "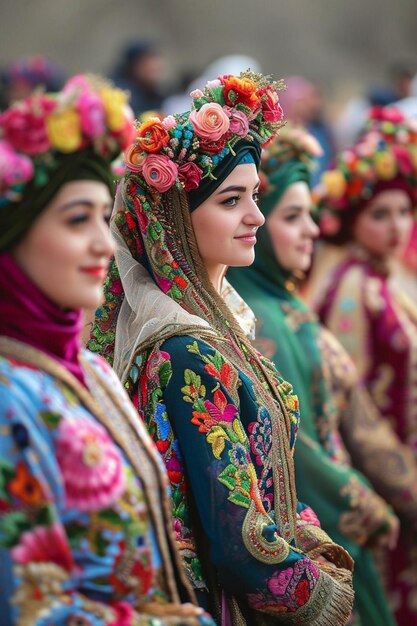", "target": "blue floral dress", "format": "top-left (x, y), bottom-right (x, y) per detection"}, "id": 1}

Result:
top-left (0, 337), bottom-right (213, 626)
